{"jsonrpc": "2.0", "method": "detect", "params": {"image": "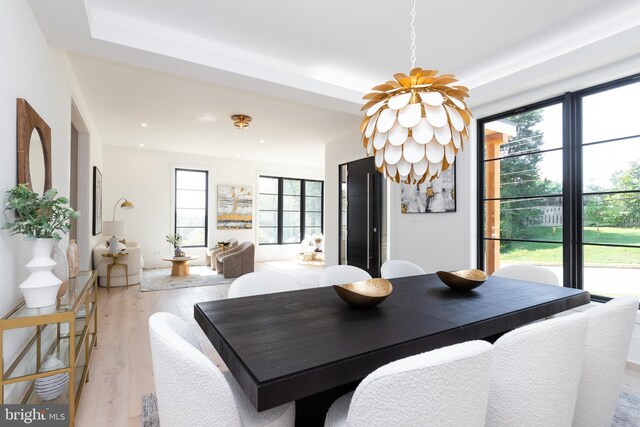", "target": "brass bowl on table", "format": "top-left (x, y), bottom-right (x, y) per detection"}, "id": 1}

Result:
top-left (436, 269), bottom-right (488, 291)
top-left (333, 278), bottom-right (393, 308)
